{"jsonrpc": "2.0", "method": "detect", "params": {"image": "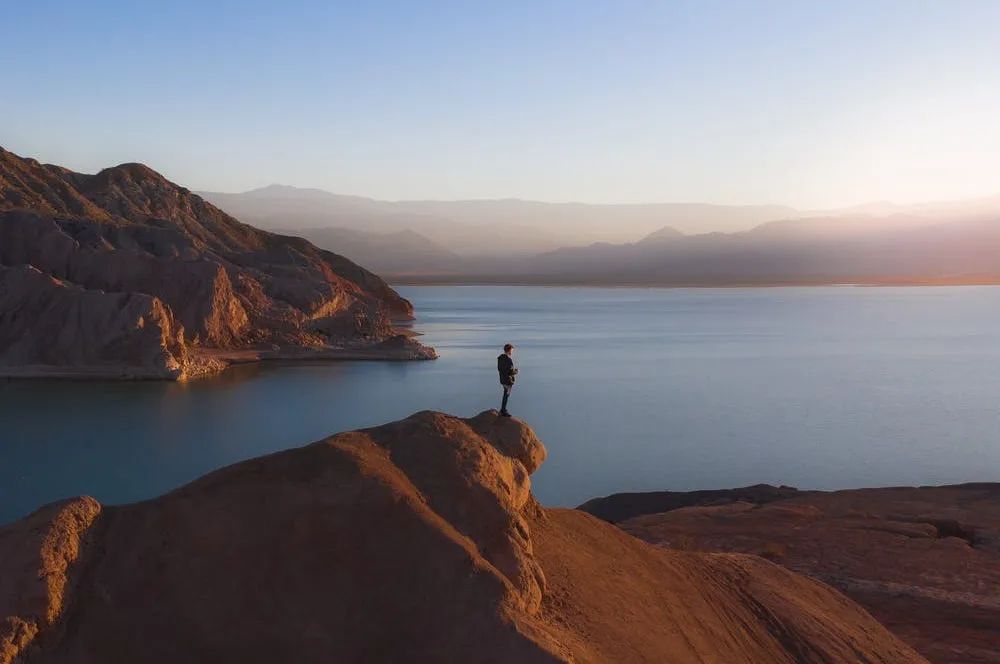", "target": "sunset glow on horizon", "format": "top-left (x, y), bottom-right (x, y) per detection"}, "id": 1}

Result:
top-left (4, 1), bottom-right (1000, 223)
